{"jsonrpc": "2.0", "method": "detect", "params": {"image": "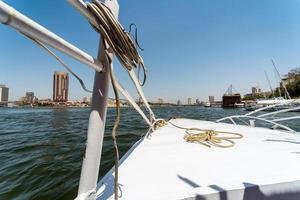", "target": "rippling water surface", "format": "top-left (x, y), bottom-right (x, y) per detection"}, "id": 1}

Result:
top-left (0, 106), bottom-right (299, 199)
